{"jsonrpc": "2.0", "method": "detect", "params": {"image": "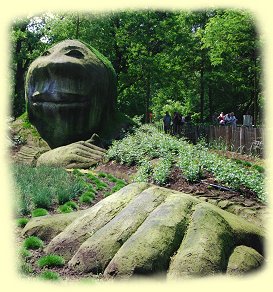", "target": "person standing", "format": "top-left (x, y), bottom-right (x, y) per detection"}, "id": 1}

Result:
top-left (217, 112), bottom-right (225, 125)
top-left (163, 112), bottom-right (171, 134)
top-left (230, 112), bottom-right (237, 127)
